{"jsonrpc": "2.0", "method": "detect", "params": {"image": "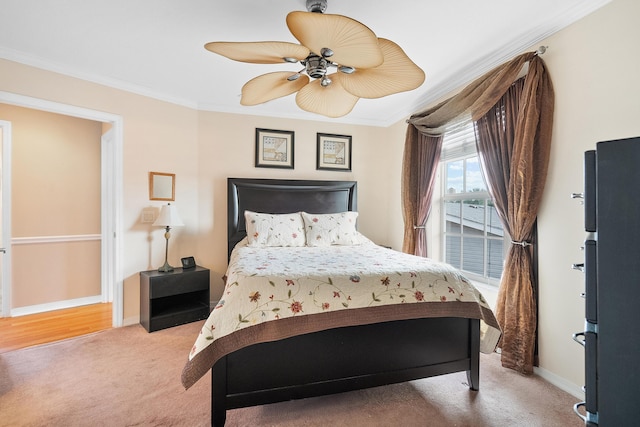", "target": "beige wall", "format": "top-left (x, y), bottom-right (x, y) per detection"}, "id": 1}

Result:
top-left (0, 60), bottom-right (202, 321)
top-left (0, 104), bottom-right (102, 307)
top-left (4, 105), bottom-right (101, 237)
top-left (535, 0), bottom-right (640, 390)
top-left (0, 0), bottom-right (636, 393)
top-left (195, 111), bottom-right (396, 301)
